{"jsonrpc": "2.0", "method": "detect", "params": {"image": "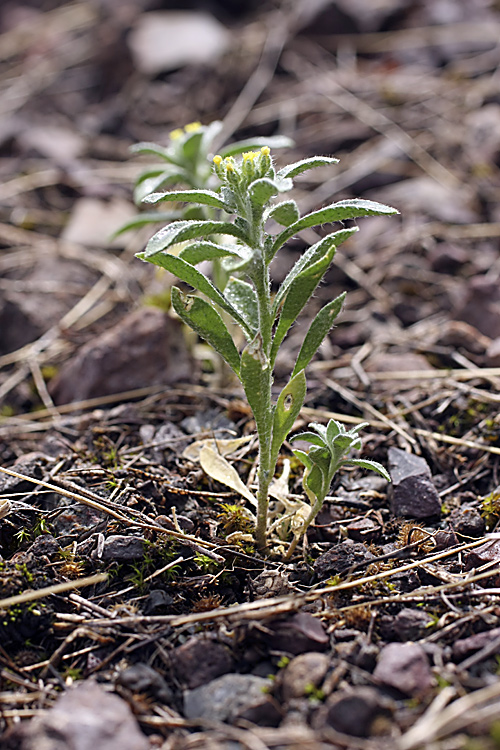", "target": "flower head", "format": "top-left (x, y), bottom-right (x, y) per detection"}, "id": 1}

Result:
top-left (185, 121), bottom-right (202, 133)
top-left (169, 128), bottom-right (183, 141)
